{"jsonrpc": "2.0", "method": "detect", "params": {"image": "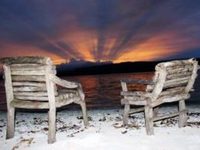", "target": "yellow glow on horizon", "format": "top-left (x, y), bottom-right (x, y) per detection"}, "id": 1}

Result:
top-left (0, 43), bottom-right (67, 65)
top-left (113, 37), bottom-right (169, 63)
top-left (113, 32), bottom-right (199, 63)
top-left (1, 28), bottom-right (199, 65)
